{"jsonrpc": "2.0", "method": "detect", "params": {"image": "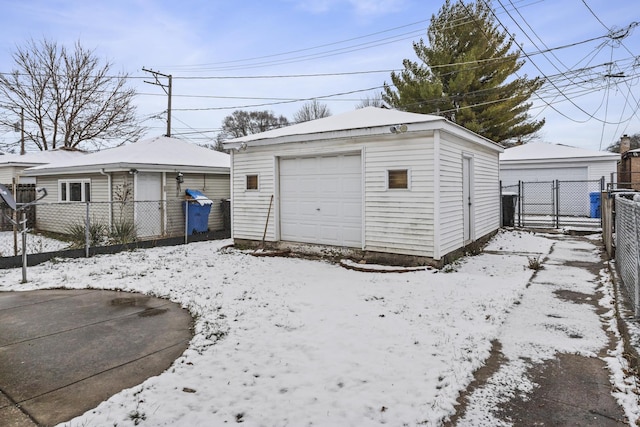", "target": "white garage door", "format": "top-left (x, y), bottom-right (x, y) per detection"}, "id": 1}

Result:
top-left (280, 154), bottom-right (362, 247)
